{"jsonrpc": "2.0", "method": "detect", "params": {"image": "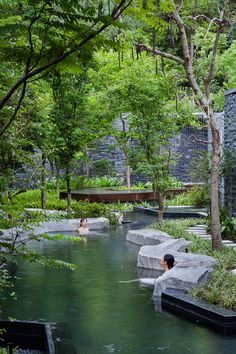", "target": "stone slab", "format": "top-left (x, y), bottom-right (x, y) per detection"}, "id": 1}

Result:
top-left (222, 240), bottom-right (233, 244)
top-left (153, 264), bottom-right (211, 297)
top-left (225, 244), bottom-right (236, 248)
top-left (126, 228), bottom-right (172, 246)
top-left (138, 245), bottom-right (216, 271)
